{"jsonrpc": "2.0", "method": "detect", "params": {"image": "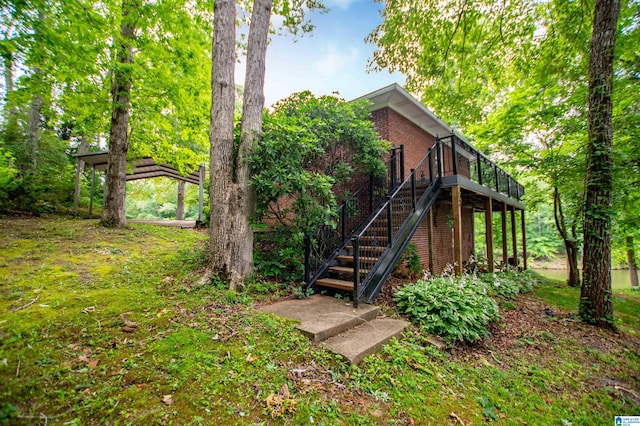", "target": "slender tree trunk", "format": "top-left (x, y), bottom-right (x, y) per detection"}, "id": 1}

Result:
top-left (209, 0), bottom-right (238, 286)
top-left (627, 235), bottom-right (639, 288)
top-left (176, 180), bottom-right (185, 220)
top-left (27, 90), bottom-right (43, 173)
top-left (101, 0), bottom-right (137, 228)
top-left (580, 0), bottom-right (620, 329)
top-left (553, 187), bottom-right (580, 287)
top-left (2, 54), bottom-right (13, 95)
